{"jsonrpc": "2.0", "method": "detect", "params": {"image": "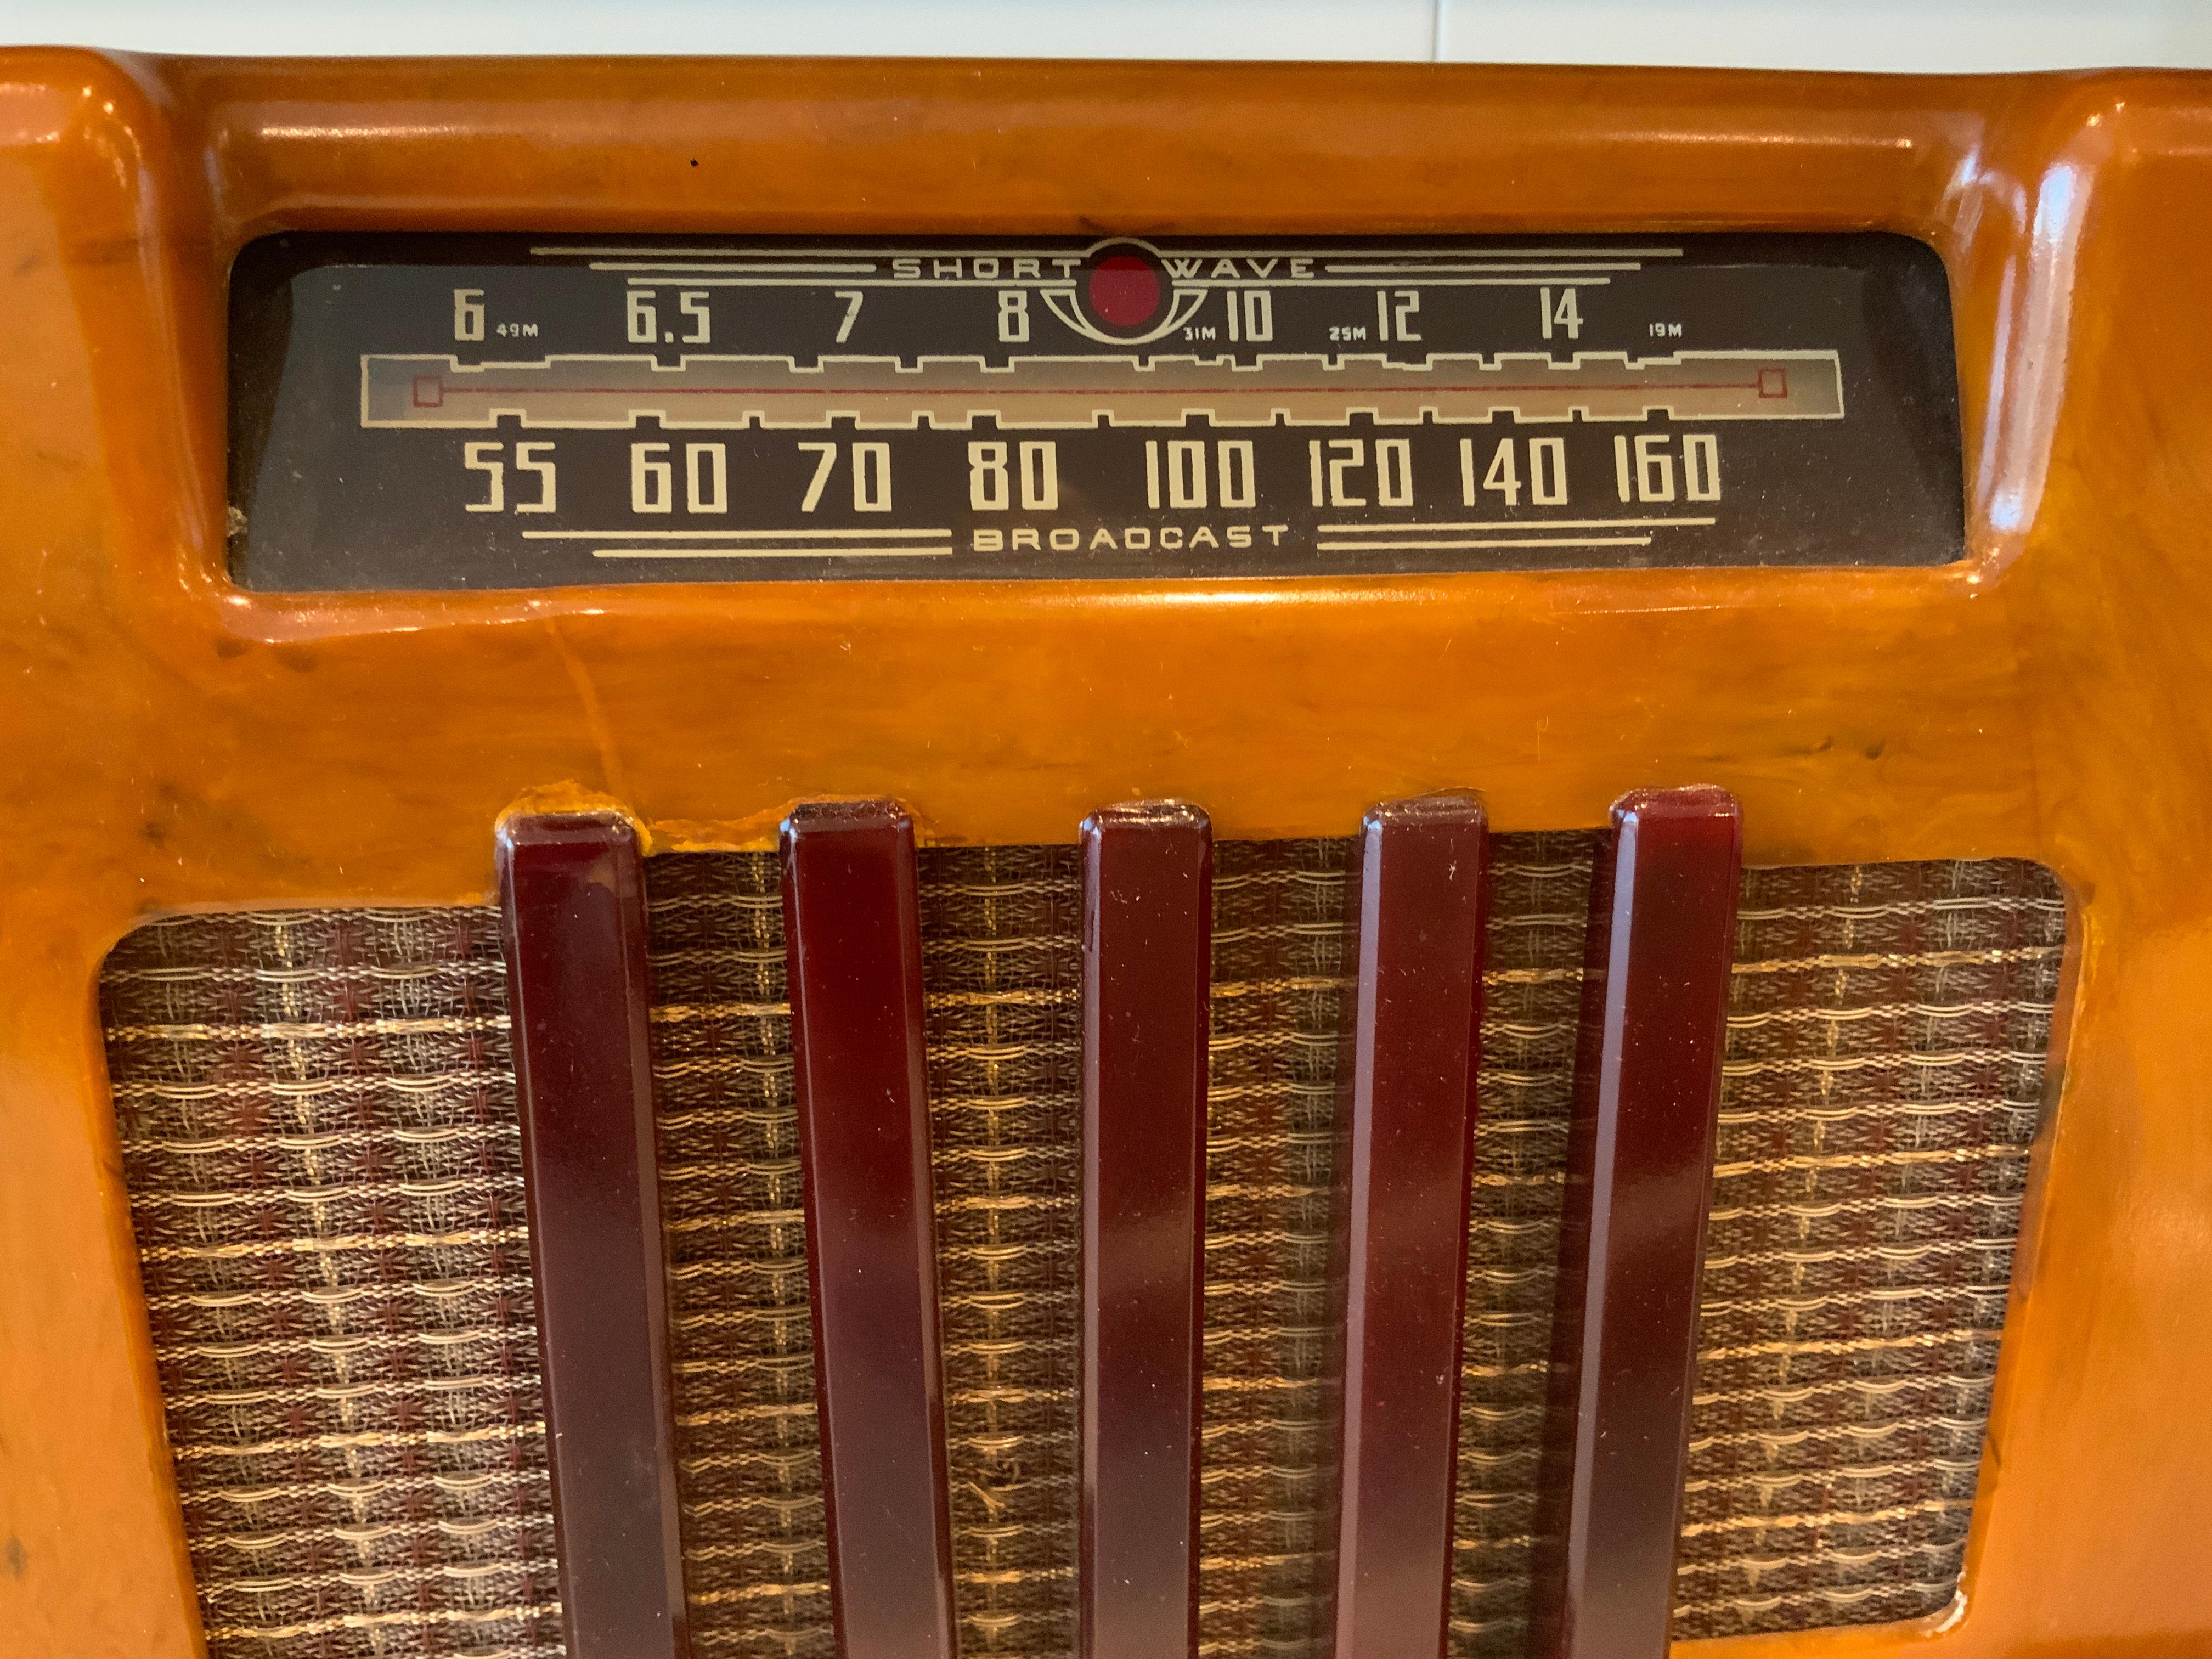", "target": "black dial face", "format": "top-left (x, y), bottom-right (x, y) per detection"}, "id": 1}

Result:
top-left (228, 232), bottom-right (1963, 590)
